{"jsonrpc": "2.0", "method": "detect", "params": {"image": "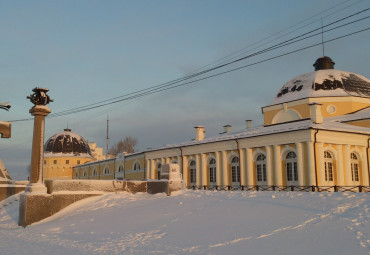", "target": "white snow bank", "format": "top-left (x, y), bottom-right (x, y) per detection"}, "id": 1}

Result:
top-left (0, 191), bottom-right (369, 255)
